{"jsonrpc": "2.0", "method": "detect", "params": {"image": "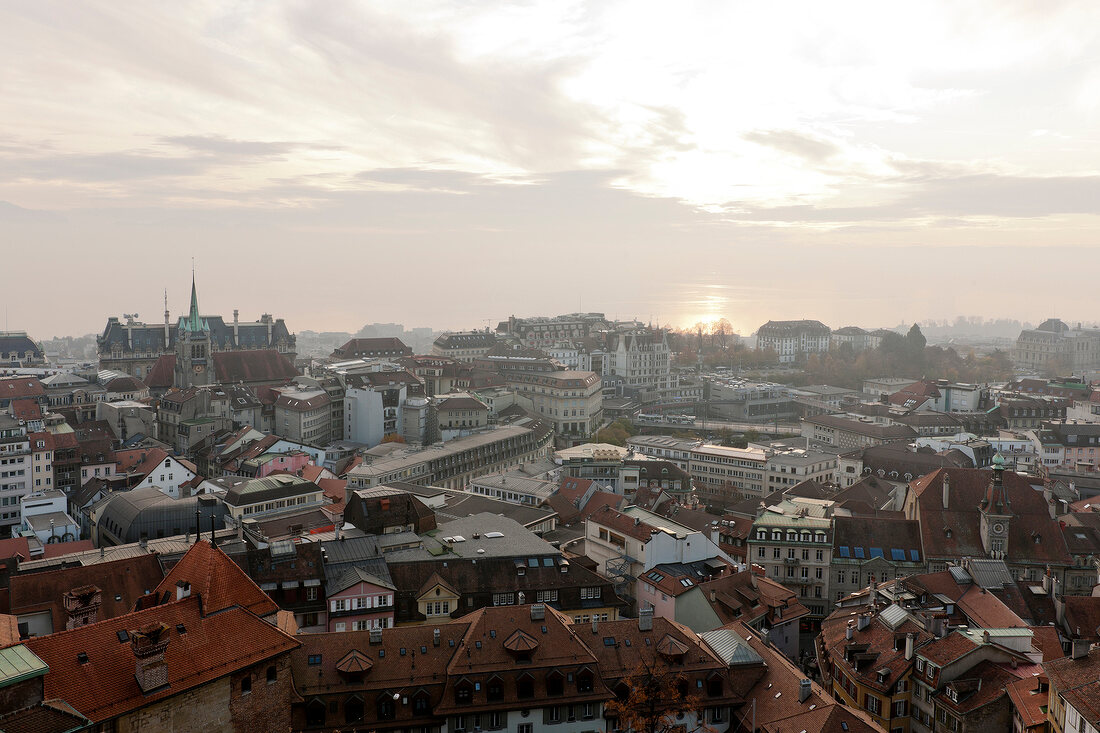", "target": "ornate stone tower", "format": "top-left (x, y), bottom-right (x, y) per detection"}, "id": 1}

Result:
top-left (979, 454), bottom-right (1012, 559)
top-left (174, 273), bottom-right (212, 389)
